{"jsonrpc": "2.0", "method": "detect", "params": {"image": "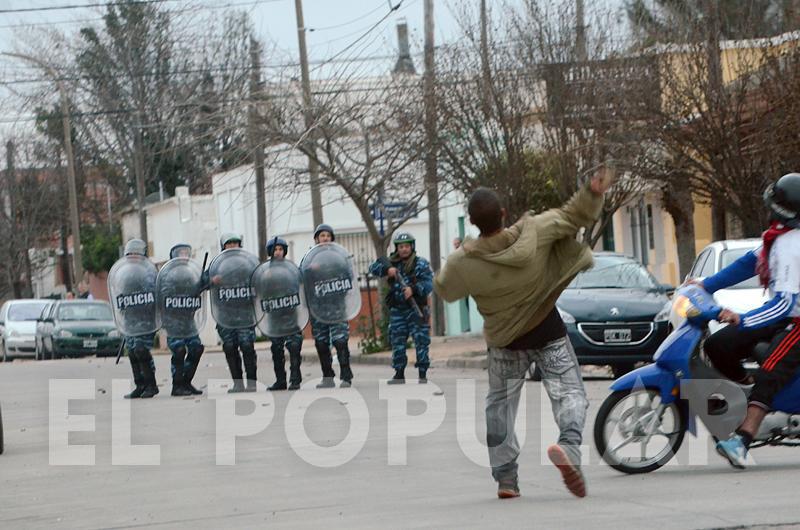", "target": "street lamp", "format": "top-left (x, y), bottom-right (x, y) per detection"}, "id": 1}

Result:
top-left (2, 51), bottom-right (83, 288)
